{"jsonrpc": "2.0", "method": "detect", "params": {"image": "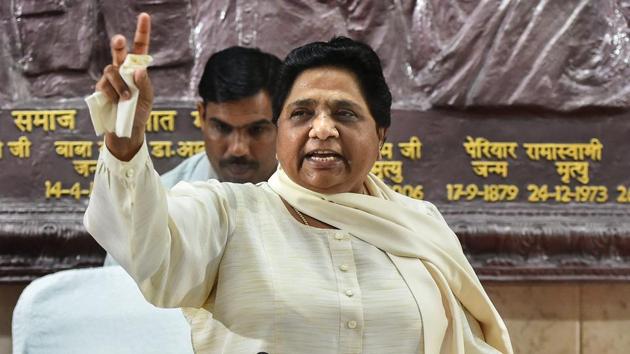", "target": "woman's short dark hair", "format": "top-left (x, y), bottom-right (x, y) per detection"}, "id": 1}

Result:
top-left (272, 37), bottom-right (392, 128)
top-left (198, 46), bottom-right (282, 103)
